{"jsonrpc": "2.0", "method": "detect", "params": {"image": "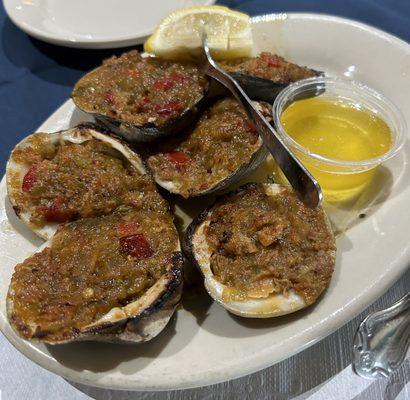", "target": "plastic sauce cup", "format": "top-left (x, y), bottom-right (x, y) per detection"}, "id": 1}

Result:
top-left (273, 77), bottom-right (406, 202)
